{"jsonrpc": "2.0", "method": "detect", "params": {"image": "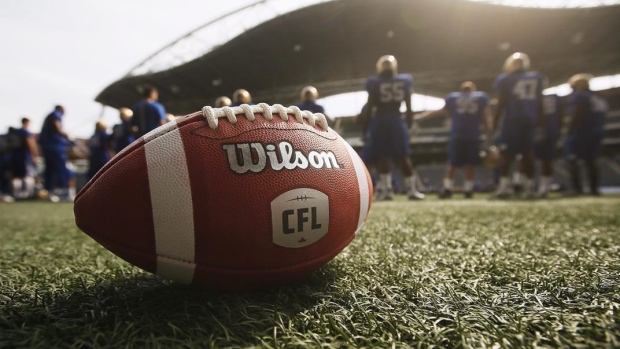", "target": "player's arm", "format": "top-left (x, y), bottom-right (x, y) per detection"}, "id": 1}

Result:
top-left (492, 93), bottom-right (506, 133)
top-left (358, 96), bottom-right (374, 136)
top-left (52, 119), bottom-right (69, 139)
top-left (415, 107), bottom-right (447, 121)
top-left (405, 86), bottom-right (413, 128)
top-left (26, 135), bottom-right (39, 159)
top-left (536, 80), bottom-right (546, 133)
top-left (130, 107), bottom-right (140, 135)
top-left (481, 105), bottom-right (492, 133)
top-left (158, 105), bottom-right (167, 126)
